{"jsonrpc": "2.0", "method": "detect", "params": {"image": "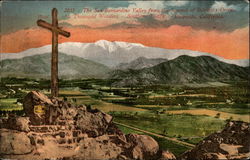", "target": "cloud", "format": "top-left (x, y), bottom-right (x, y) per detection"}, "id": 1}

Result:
top-left (57, 1), bottom-right (248, 30)
top-left (166, 1), bottom-right (189, 7)
top-left (59, 1), bottom-right (174, 27)
top-left (127, 1), bottom-right (189, 8)
top-left (209, 1), bottom-right (238, 14)
top-left (127, 1), bottom-right (165, 9)
top-left (59, 7), bottom-right (138, 28)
